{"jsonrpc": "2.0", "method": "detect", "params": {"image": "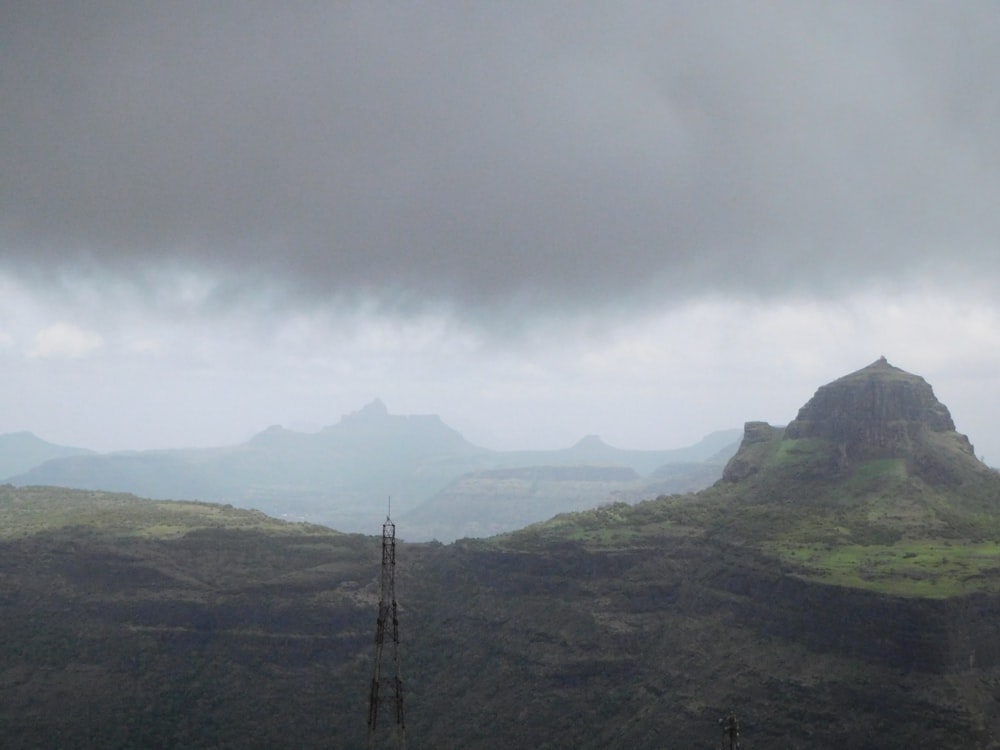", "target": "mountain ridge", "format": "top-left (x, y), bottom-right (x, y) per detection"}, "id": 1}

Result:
top-left (5, 404), bottom-right (740, 538)
top-left (0, 431), bottom-right (93, 479)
